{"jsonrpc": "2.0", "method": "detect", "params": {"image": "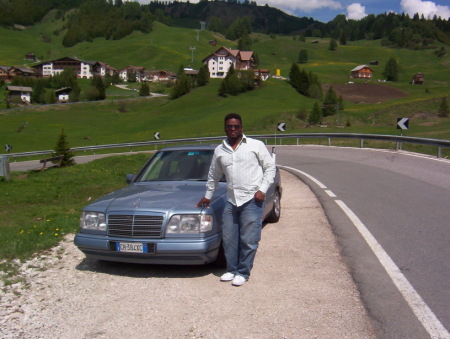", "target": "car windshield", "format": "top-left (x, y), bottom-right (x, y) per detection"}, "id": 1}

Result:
top-left (136, 150), bottom-right (215, 182)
